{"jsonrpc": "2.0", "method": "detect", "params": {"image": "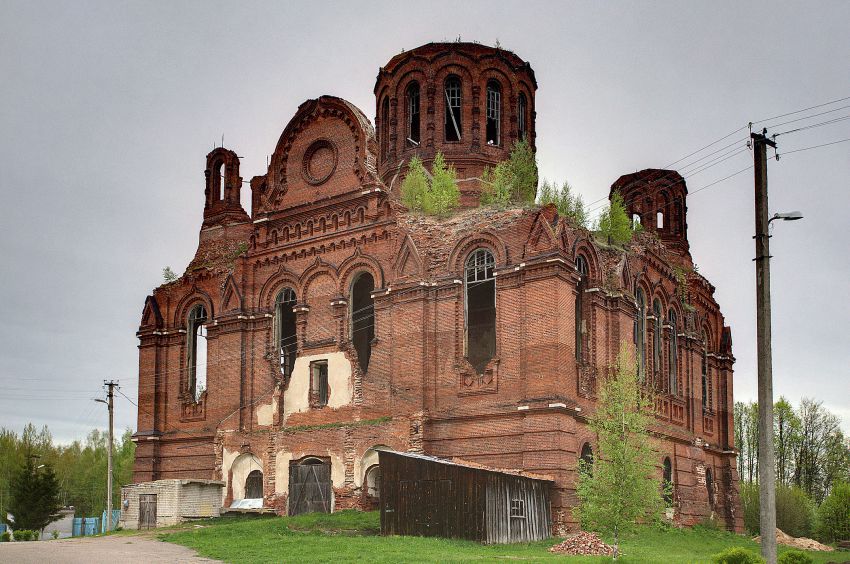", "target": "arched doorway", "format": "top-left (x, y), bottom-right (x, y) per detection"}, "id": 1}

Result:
top-left (288, 457), bottom-right (332, 516)
top-left (245, 470), bottom-right (263, 499)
